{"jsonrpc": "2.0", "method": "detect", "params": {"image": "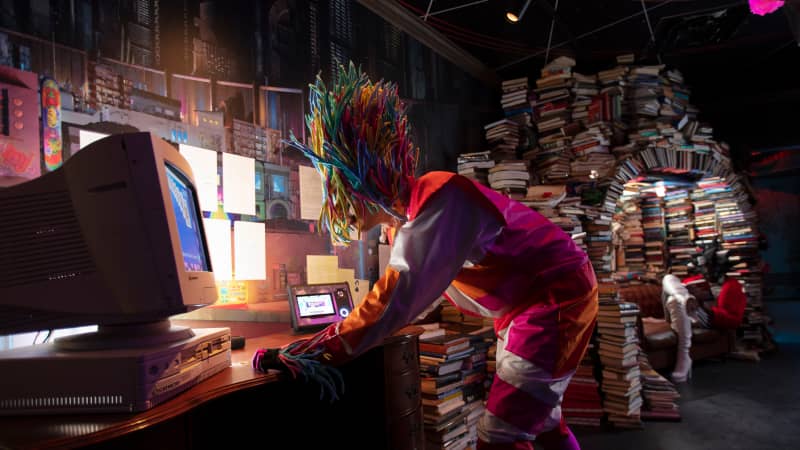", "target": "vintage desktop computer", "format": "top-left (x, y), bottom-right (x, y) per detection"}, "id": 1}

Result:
top-left (0, 132), bottom-right (231, 415)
